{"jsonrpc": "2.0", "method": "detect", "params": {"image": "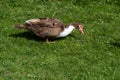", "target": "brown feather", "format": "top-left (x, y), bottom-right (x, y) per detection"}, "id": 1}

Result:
top-left (17, 18), bottom-right (65, 38)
